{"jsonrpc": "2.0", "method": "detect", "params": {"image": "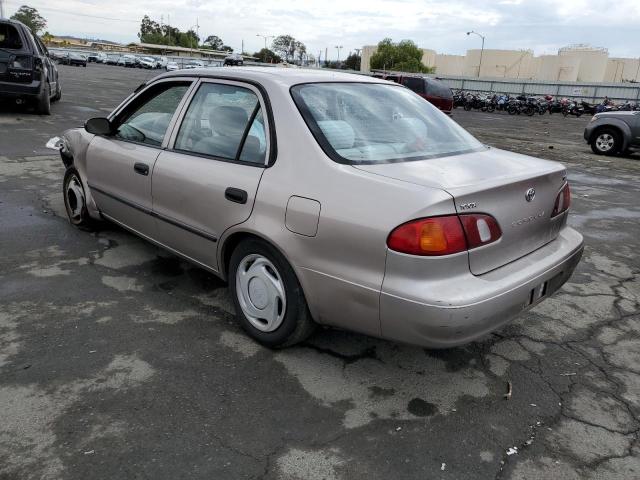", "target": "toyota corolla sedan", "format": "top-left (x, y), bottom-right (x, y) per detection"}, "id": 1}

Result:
top-left (49, 68), bottom-right (583, 349)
